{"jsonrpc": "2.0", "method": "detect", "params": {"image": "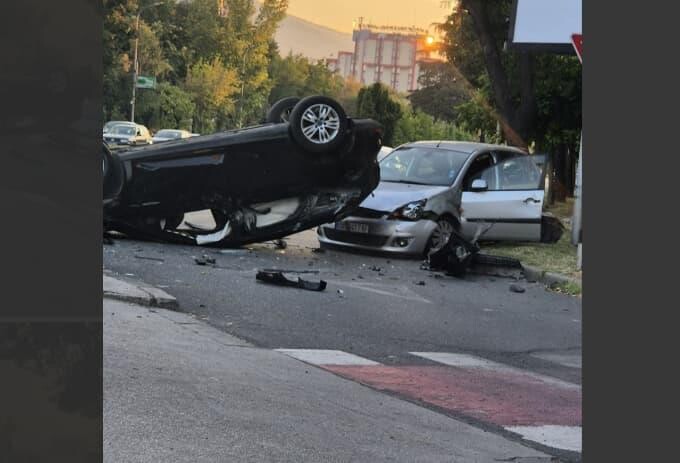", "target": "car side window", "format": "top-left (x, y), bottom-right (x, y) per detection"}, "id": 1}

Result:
top-left (478, 156), bottom-right (543, 191)
top-left (462, 153), bottom-right (495, 191)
